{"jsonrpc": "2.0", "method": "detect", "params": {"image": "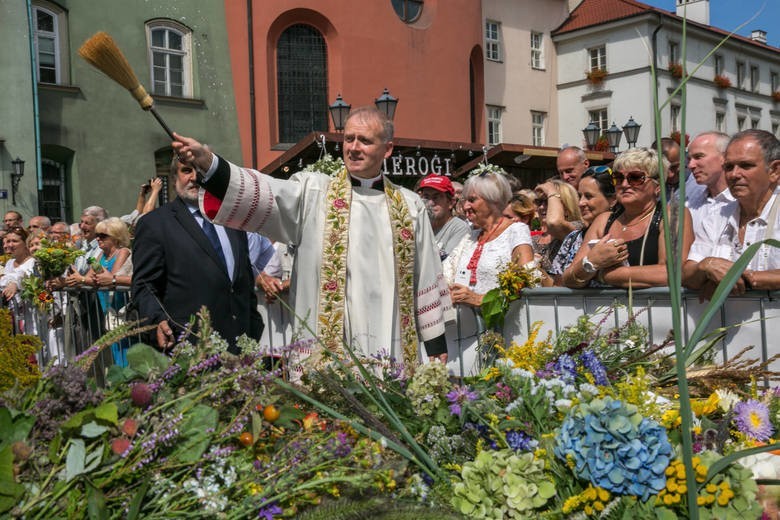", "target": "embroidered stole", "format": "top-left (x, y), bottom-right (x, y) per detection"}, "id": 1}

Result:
top-left (318, 168), bottom-right (419, 367)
